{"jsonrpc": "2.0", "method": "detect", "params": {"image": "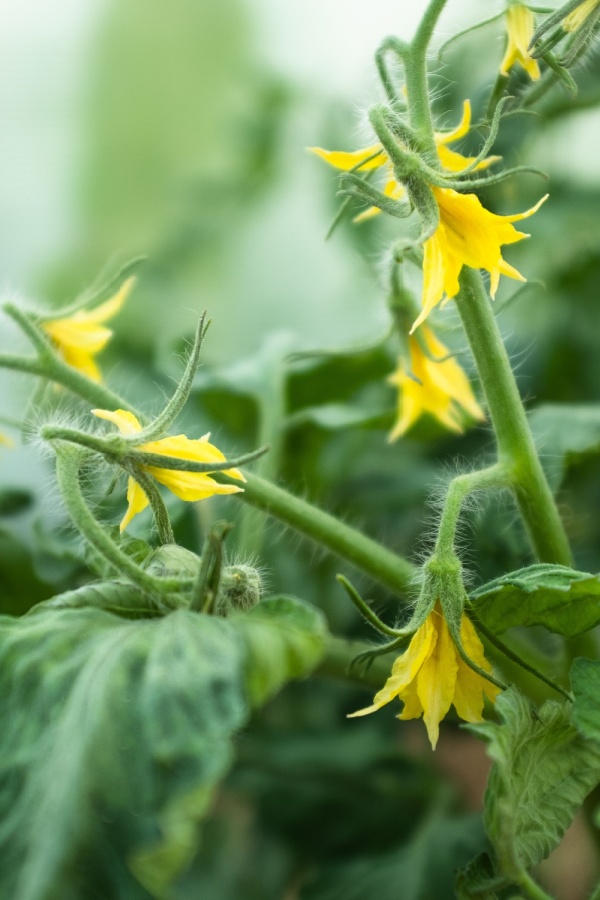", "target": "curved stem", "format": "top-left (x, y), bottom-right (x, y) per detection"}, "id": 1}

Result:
top-left (404, 0), bottom-right (449, 156)
top-left (54, 447), bottom-right (183, 596)
top-left (456, 267), bottom-right (572, 566)
top-left (435, 465), bottom-right (510, 558)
